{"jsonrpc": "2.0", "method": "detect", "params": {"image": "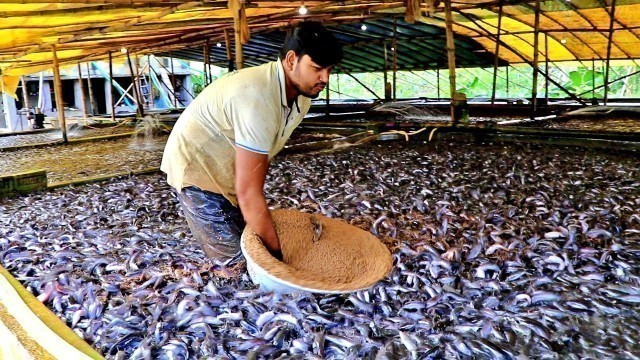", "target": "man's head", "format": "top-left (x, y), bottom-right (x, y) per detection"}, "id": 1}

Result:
top-left (279, 21), bottom-right (342, 99)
